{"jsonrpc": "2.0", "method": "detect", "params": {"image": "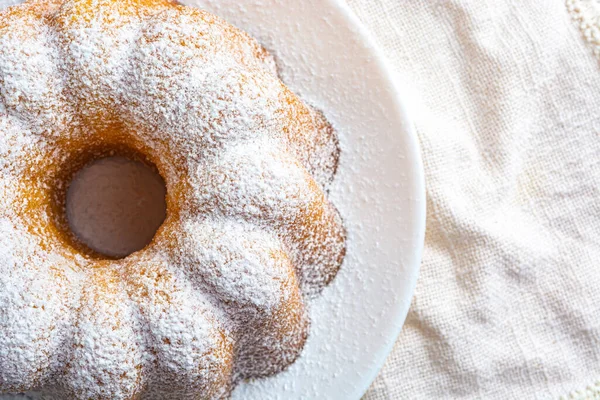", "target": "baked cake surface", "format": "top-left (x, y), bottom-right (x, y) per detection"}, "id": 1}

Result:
top-left (0, 0), bottom-right (345, 398)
